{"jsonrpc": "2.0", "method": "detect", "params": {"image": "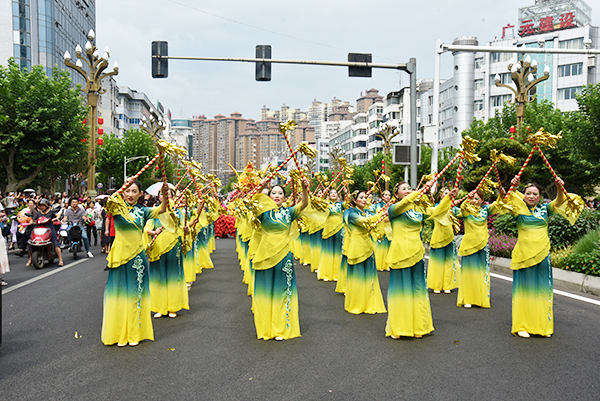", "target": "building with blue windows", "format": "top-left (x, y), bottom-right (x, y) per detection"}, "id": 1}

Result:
top-left (0, 0), bottom-right (95, 88)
